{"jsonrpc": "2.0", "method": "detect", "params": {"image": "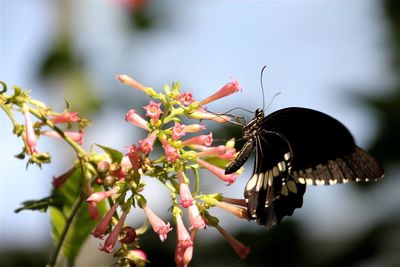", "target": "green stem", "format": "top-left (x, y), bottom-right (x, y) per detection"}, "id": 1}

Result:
top-left (0, 104), bottom-right (19, 129)
top-left (46, 197), bottom-right (84, 267)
